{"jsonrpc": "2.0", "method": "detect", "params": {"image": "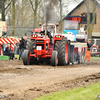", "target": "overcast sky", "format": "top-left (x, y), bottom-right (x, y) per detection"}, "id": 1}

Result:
top-left (63, 0), bottom-right (100, 16)
top-left (62, 0), bottom-right (83, 16)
